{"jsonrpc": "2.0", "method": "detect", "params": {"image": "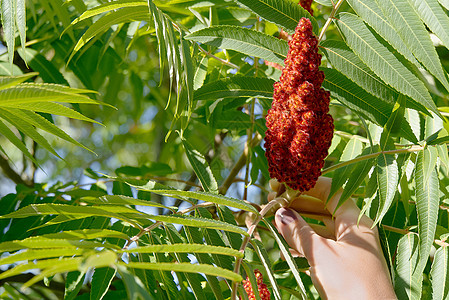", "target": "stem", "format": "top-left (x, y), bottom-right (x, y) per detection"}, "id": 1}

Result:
top-left (230, 197), bottom-right (288, 300)
top-left (322, 145), bottom-right (424, 175)
top-left (318, 0), bottom-right (345, 42)
top-left (382, 224), bottom-right (409, 235)
top-left (198, 45), bottom-right (240, 69)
